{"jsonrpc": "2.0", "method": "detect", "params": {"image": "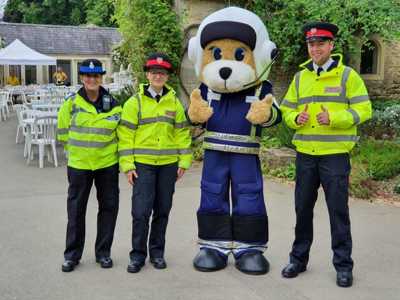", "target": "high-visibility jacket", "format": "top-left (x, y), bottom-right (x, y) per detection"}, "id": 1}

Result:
top-left (117, 84), bottom-right (192, 173)
top-left (57, 92), bottom-right (122, 170)
top-left (281, 54), bottom-right (372, 155)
